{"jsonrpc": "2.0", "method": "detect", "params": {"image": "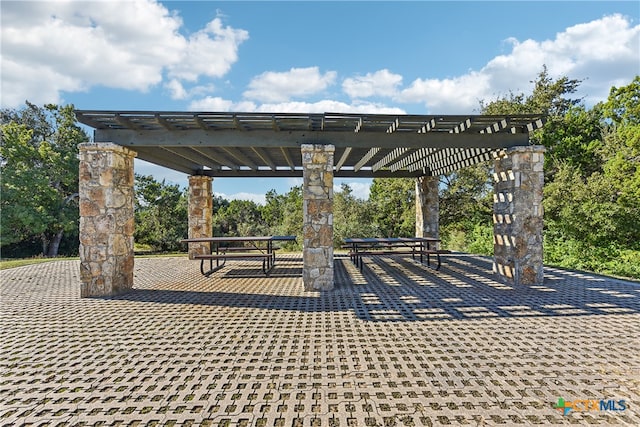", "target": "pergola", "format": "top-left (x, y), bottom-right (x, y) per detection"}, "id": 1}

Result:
top-left (75, 111), bottom-right (546, 296)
